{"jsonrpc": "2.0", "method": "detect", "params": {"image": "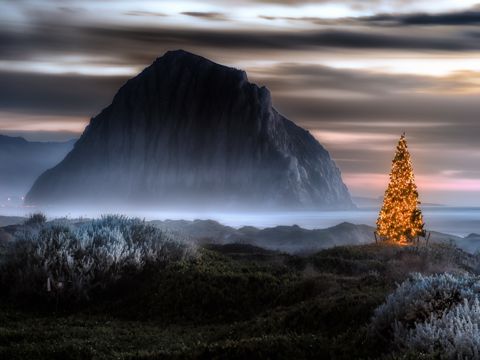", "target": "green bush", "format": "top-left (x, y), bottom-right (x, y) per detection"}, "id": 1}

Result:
top-left (0, 215), bottom-right (195, 307)
top-left (111, 249), bottom-right (299, 322)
